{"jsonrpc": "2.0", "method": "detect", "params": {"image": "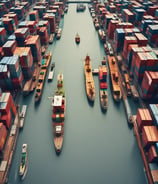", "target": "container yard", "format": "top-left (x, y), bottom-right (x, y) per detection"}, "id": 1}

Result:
top-left (0, 0), bottom-right (157, 183)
